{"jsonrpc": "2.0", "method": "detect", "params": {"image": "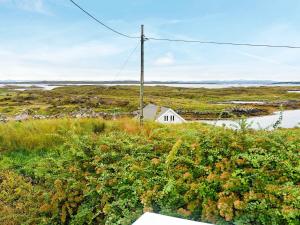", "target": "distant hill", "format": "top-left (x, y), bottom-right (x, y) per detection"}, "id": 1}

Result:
top-left (1, 80), bottom-right (299, 85)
